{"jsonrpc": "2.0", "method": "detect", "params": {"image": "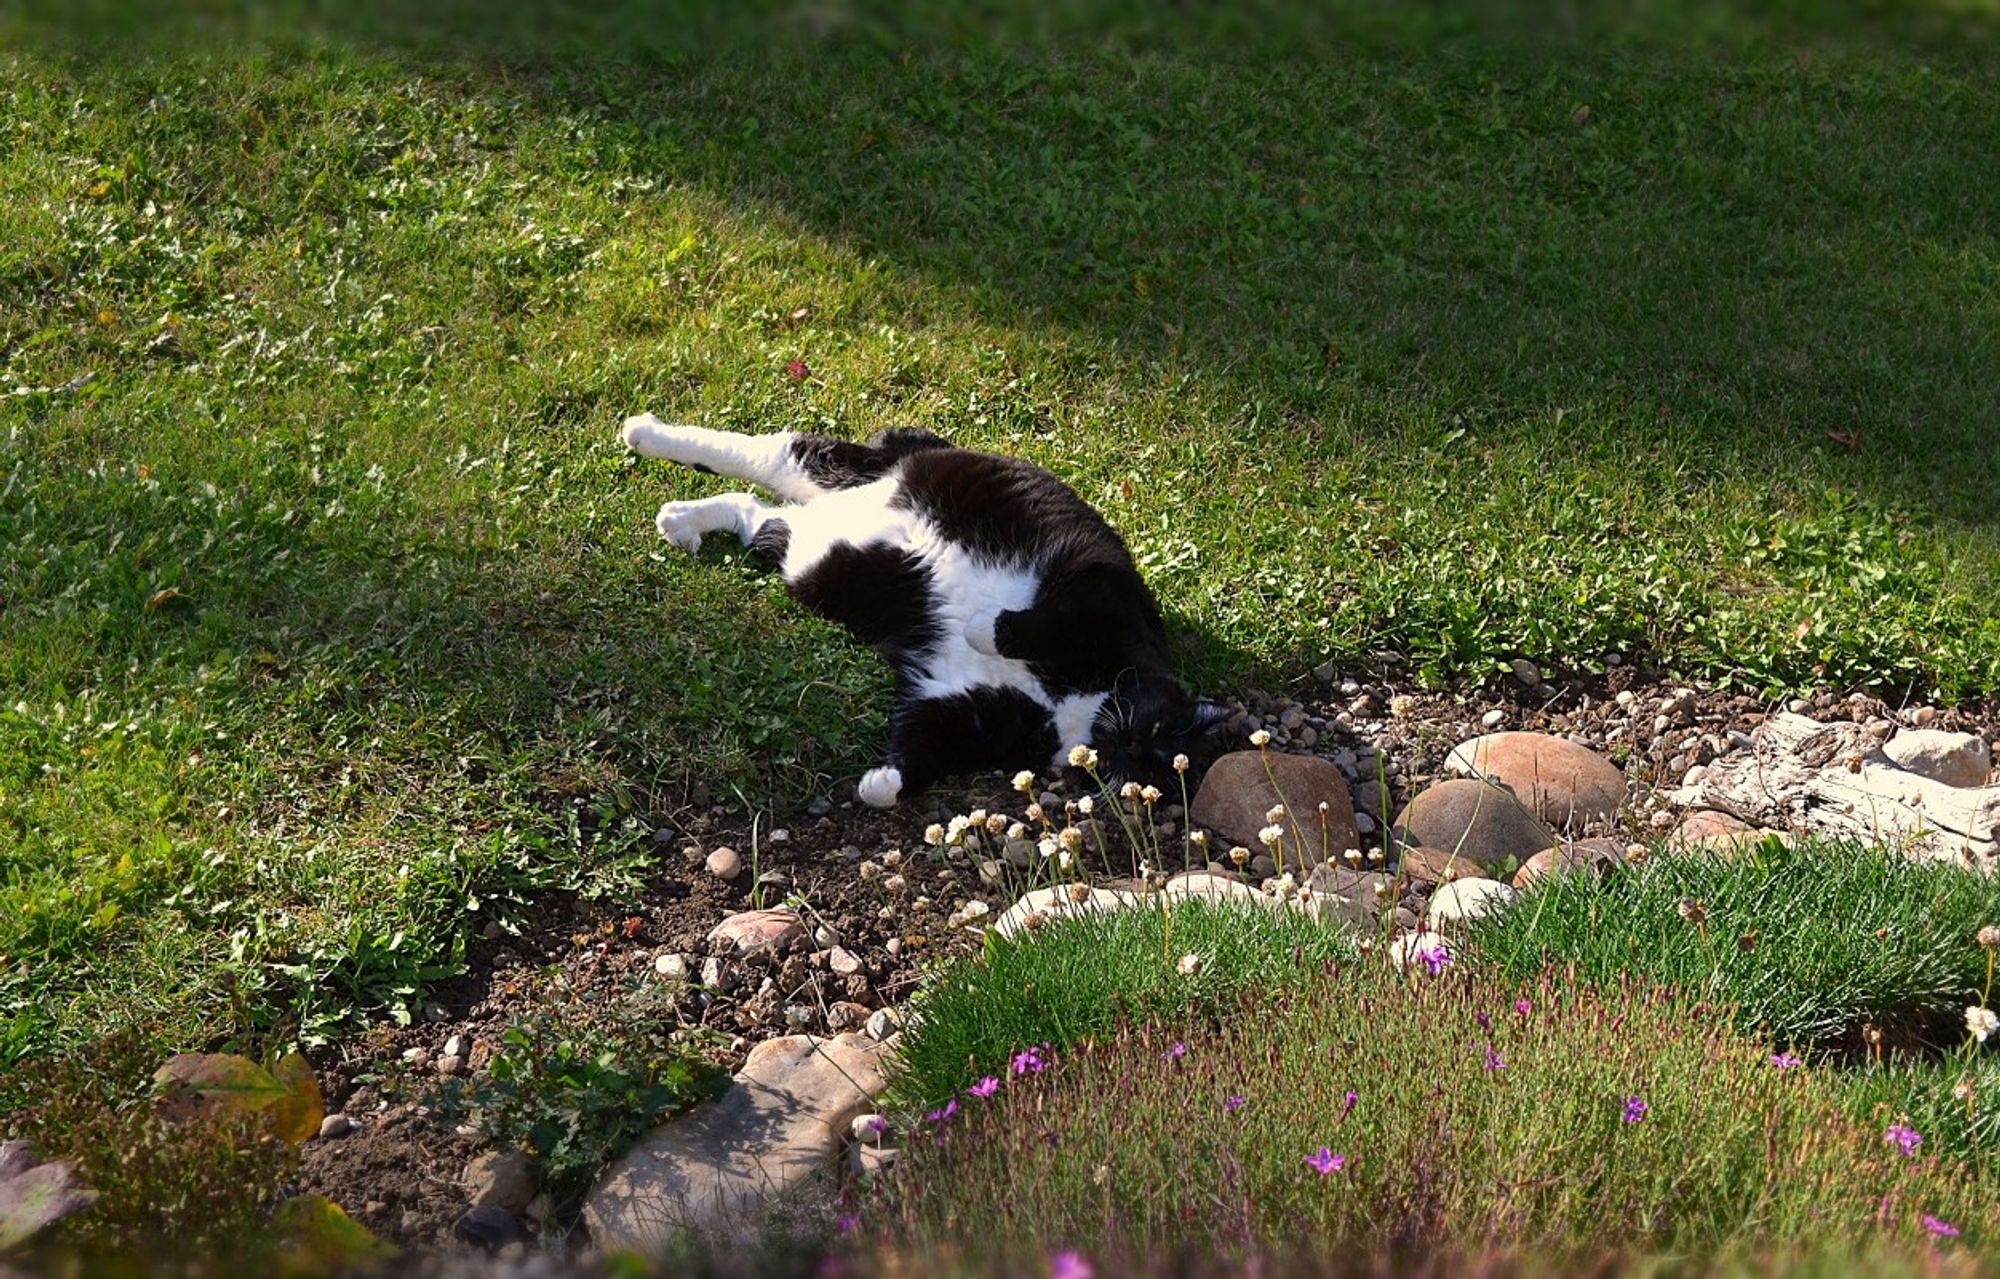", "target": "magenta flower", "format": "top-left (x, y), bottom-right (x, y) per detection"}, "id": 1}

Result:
top-left (925, 1098), bottom-right (958, 1125)
top-left (1162, 1041), bottom-right (1187, 1061)
top-left (1923, 1214), bottom-right (1961, 1239)
top-left (1886, 1124), bottom-right (1923, 1157)
top-left (969, 1076), bottom-right (1000, 1099)
top-left (1416, 946), bottom-right (1452, 976)
top-left (1475, 1010), bottom-right (1491, 1033)
top-left (1224, 1094), bottom-right (1247, 1113)
top-left (1341, 1089), bottom-right (1358, 1116)
top-left (1621, 1096), bottom-right (1648, 1124)
top-left (1514, 998), bottom-right (1532, 1017)
top-left (1012, 1046), bottom-right (1048, 1075)
top-left (1305, 1147), bottom-right (1347, 1176)
top-left (1482, 1047), bottom-right (1506, 1072)
top-left (1049, 1250), bottom-right (1093, 1279)
top-left (1770, 1052), bottom-right (1803, 1071)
